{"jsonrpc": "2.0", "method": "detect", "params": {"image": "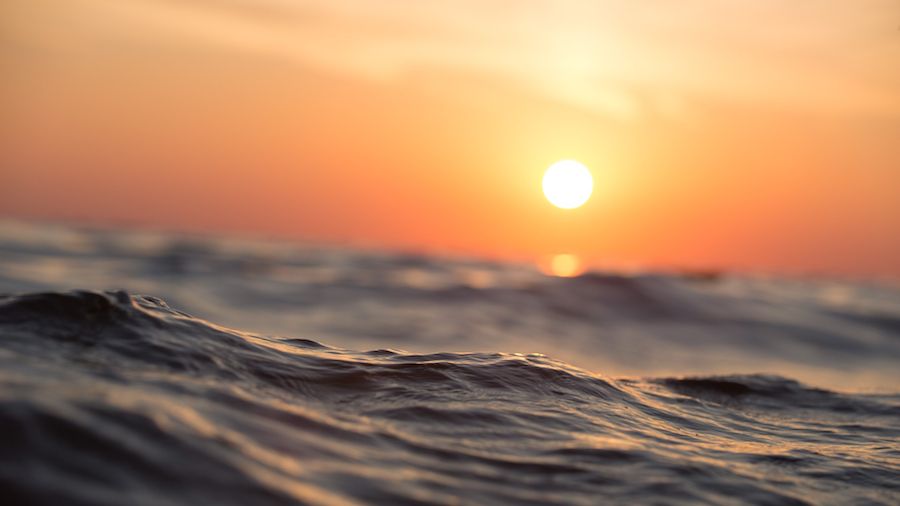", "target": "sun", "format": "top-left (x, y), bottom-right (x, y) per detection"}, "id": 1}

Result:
top-left (542, 160), bottom-right (593, 209)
